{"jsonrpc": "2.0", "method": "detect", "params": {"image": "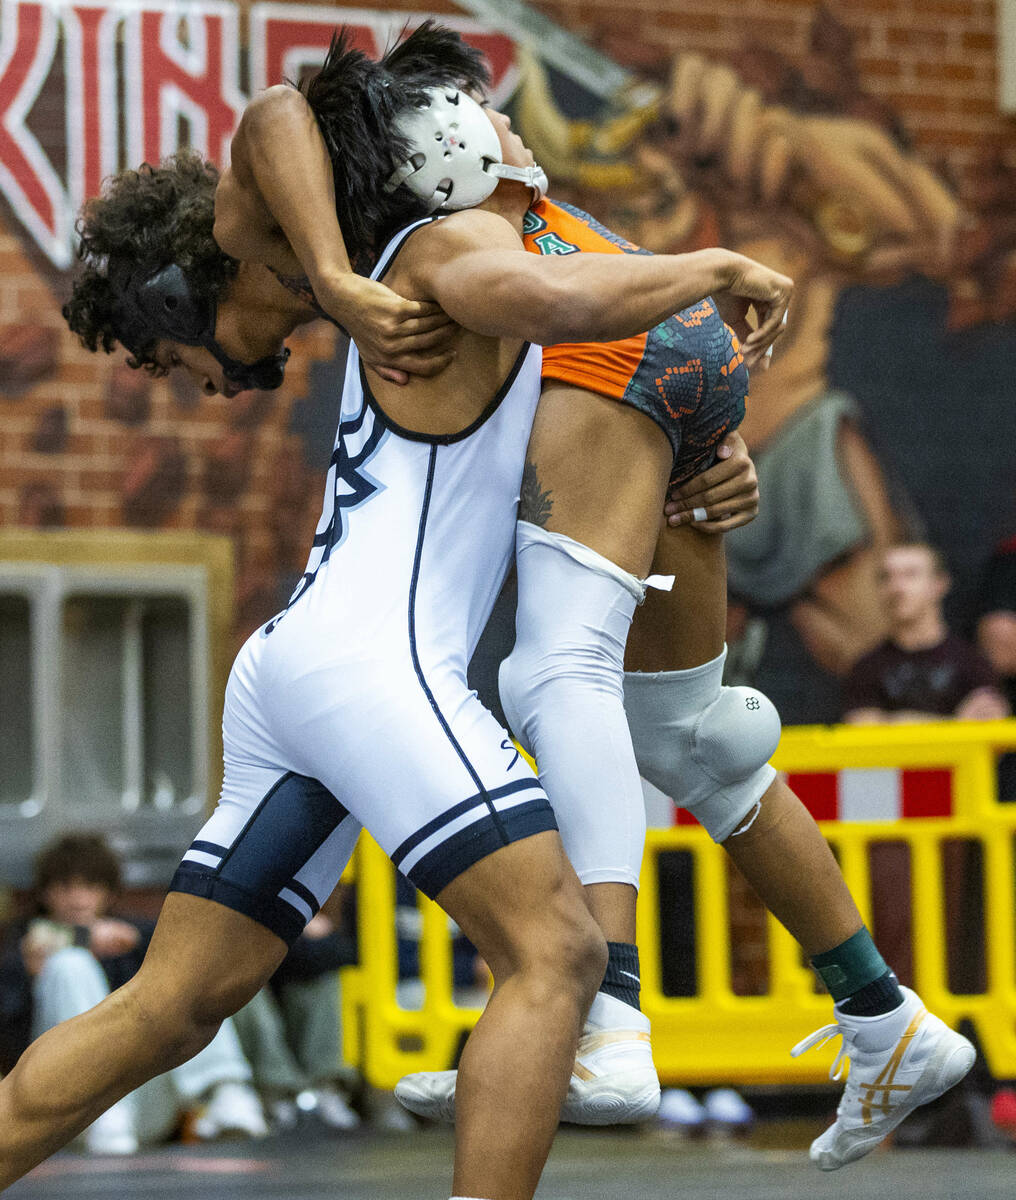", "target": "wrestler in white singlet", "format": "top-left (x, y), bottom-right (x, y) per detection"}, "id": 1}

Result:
top-left (169, 220), bottom-right (553, 943)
